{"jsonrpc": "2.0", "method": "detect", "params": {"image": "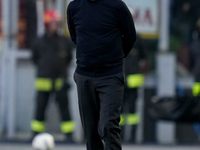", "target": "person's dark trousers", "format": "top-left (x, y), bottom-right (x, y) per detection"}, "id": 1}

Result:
top-left (34, 88), bottom-right (71, 122)
top-left (74, 72), bottom-right (124, 150)
top-left (121, 88), bottom-right (138, 143)
top-left (123, 88), bottom-right (138, 114)
top-left (32, 86), bottom-right (72, 137)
